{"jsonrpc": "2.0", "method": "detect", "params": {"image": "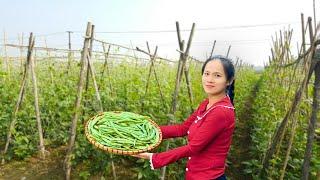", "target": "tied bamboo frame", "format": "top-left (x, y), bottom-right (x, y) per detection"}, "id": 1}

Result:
top-left (84, 111), bottom-right (163, 155)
